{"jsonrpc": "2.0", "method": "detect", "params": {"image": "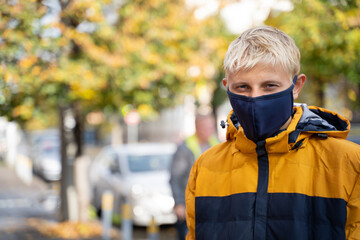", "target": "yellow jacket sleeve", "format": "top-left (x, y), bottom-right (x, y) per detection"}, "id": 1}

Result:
top-left (185, 159), bottom-right (199, 240)
top-left (346, 174), bottom-right (360, 240)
